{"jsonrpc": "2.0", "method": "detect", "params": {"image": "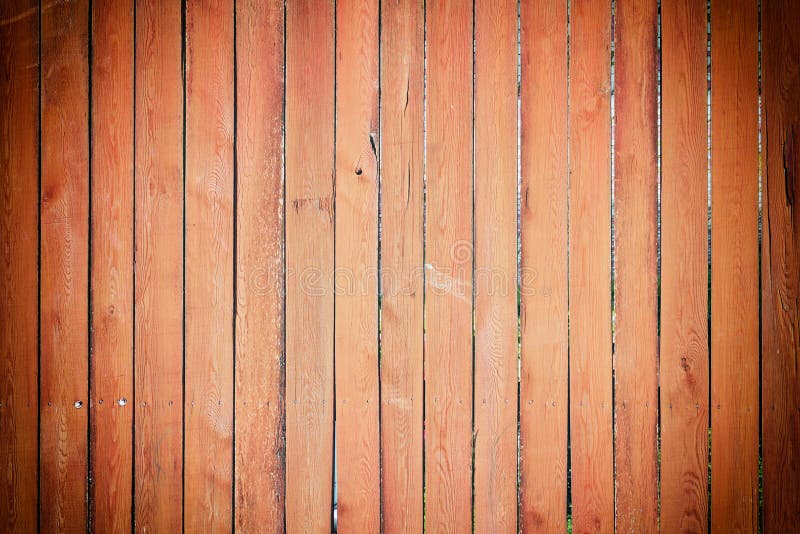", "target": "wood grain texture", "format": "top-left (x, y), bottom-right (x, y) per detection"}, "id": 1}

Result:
top-left (710, 0), bottom-right (759, 531)
top-left (285, 0), bottom-right (335, 531)
top-left (134, 0), bottom-right (185, 529)
top-left (424, 0), bottom-right (473, 530)
top-left (660, 0), bottom-right (709, 531)
top-left (761, 0), bottom-right (800, 529)
top-left (659, 0), bottom-right (709, 532)
top-left (184, 0), bottom-right (235, 530)
top-left (379, 0), bottom-right (424, 530)
top-left (0, 0), bottom-right (38, 530)
top-left (473, 0), bottom-right (517, 530)
top-left (40, 0), bottom-right (90, 529)
top-left (90, 0), bottom-right (134, 530)
top-left (519, 0), bottom-right (568, 530)
top-left (234, 0), bottom-right (285, 531)
top-left (568, 1), bottom-right (613, 531)
top-left (612, 1), bottom-right (658, 531)
top-left (334, 0), bottom-right (380, 531)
